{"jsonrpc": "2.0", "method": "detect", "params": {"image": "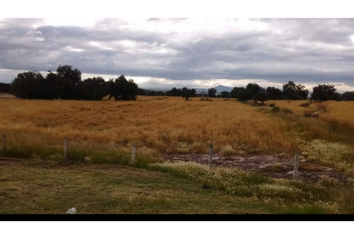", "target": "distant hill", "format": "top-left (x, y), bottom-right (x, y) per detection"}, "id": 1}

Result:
top-left (214, 85), bottom-right (233, 92)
